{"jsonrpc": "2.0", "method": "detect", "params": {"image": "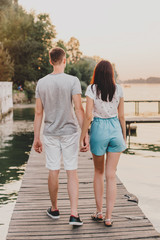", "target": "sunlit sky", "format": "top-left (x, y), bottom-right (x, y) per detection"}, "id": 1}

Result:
top-left (19, 0), bottom-right (160, 80)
